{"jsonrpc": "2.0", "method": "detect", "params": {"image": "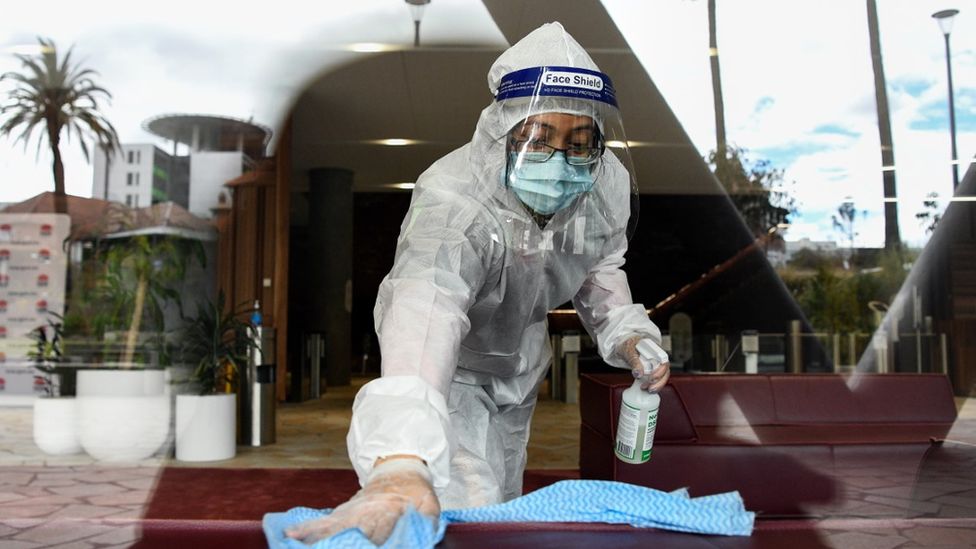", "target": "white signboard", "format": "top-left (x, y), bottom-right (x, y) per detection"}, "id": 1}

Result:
top-left (0, 214), bottom-right (70, 398)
